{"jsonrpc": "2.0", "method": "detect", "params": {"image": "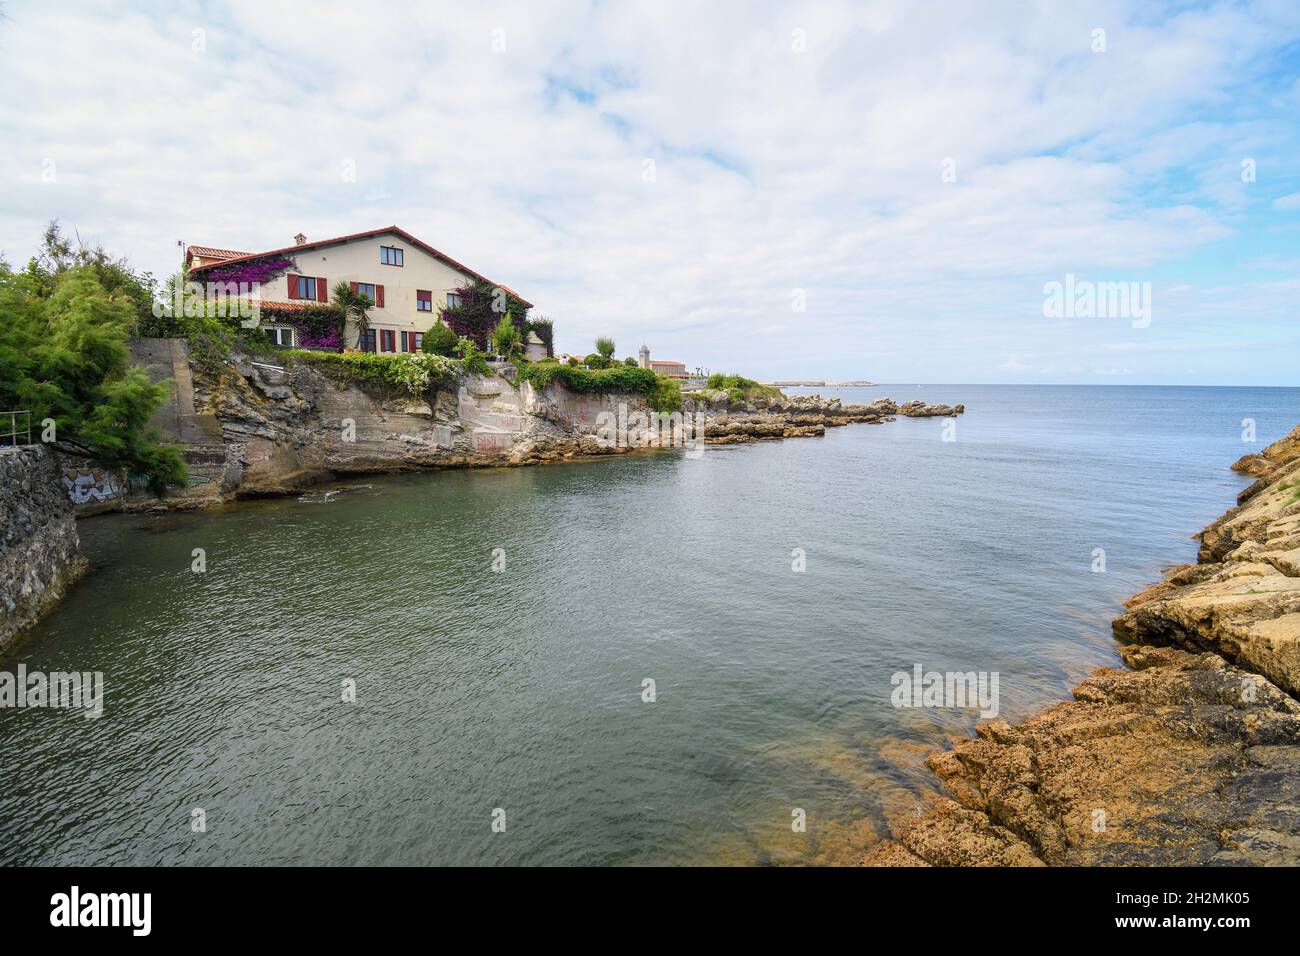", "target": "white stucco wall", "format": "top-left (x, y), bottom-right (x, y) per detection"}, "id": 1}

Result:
top-left (256, 233), bottom-right (479, 347)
